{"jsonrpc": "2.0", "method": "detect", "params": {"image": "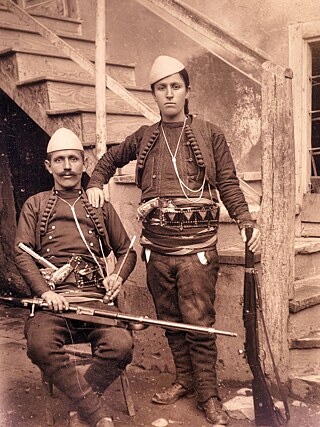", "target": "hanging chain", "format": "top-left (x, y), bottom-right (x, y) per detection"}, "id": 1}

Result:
top-left (161, 119), bottom-right (207, 202)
